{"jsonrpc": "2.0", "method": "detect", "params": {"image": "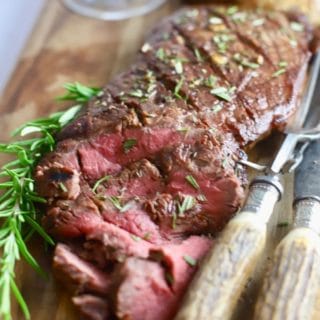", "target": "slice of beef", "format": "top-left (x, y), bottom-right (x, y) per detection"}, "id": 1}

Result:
top-left (73, 295), bottom-right (110, 320)
top-left (112, 236), bottom-right (213, 320)
top-left (53, 244), bottom-right (110, 295)
top-left (34, 5), bottom-right (314, 320)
